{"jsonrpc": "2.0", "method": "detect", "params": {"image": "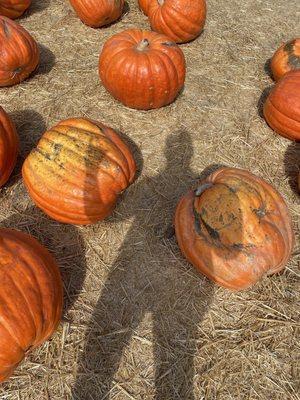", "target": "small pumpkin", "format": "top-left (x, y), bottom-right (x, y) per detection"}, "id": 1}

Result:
top-left (99, 29), bottom-right (186, 110)
top-left (0, 228), bottom-right (63, 382)
top-left (0, 16), bottom-right (39, 87)
top-left (271, 38), bottom-right (300, 81)
top-left (263, 70), bottom-right (300, 142)
top-left (22, 118), bottom-right (136, 225)
top-left (138, 0), bottom-right (206, 43)
top-left (0, 106), bottom-right (18, 187)
top-left (69, 0), bottom-right (124, 28)
top-left (175, 167), bottom-right (294, 291)
top-left (0, 0), bottom-right (31, 19)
